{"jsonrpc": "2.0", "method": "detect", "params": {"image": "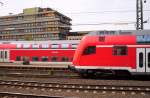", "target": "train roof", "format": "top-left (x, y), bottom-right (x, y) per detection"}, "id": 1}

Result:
top-left (0, 40), bottom-right (80, 44)
top-left (88, 30), bottom-right (150, 36)
top-left (81, 35), bottom-right (136, 45)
